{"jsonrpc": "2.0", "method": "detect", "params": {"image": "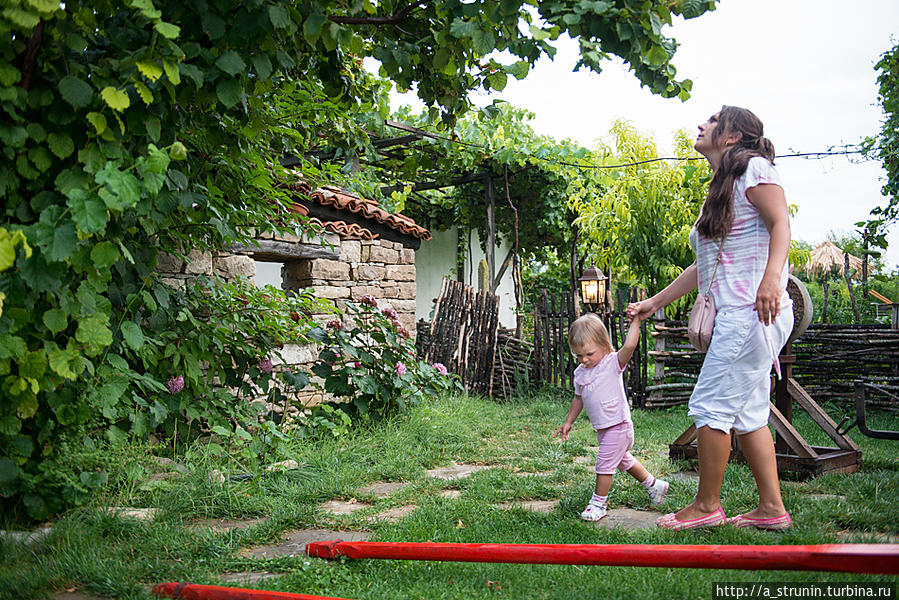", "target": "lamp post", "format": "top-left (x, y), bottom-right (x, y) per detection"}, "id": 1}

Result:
top-left (578, 264), bottom-right (608, 314)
